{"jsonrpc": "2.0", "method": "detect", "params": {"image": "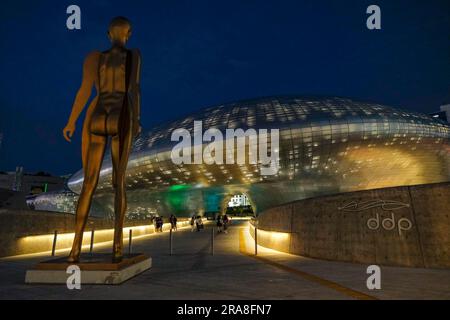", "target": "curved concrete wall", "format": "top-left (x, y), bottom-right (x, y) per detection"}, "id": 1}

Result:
top-left (0, 209), bottom-right (189, 257)
top-left (254, 182), bottom-right (450, 268)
